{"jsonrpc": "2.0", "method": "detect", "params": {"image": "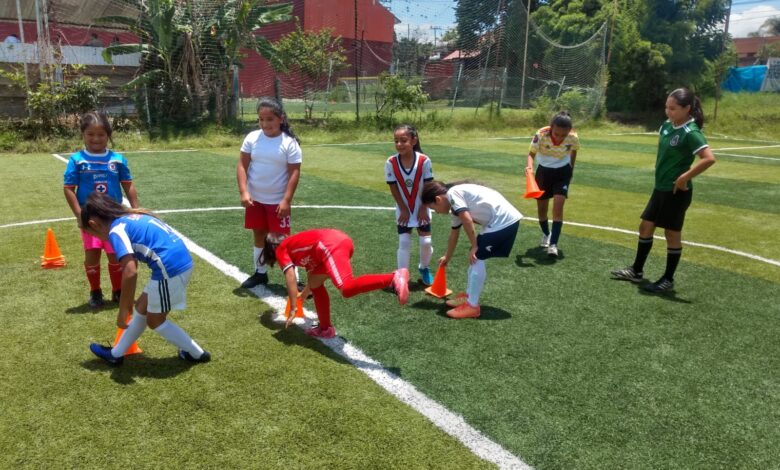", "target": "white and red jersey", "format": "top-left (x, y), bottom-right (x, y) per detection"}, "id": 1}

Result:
top-left (275, 228), bottom-right (354, 279)
top-left (385, 151), bottom-right (434, 226)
